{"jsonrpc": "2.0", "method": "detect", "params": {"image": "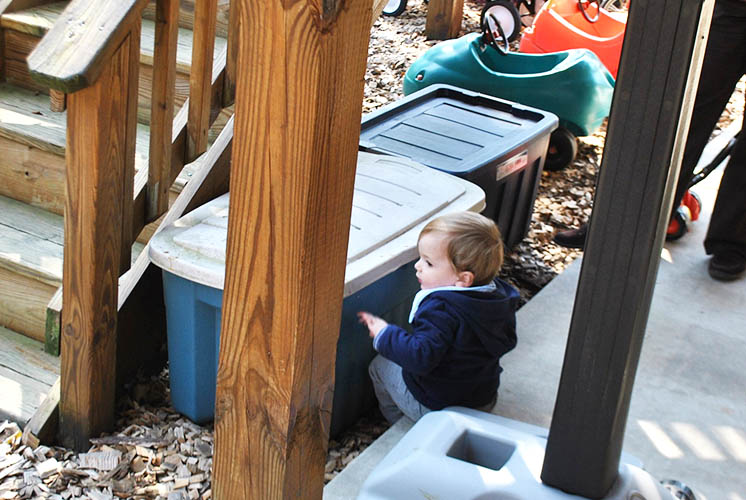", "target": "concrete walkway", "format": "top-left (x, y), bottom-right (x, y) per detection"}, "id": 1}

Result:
top-left (325, 124), bottom-right (746, 500)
